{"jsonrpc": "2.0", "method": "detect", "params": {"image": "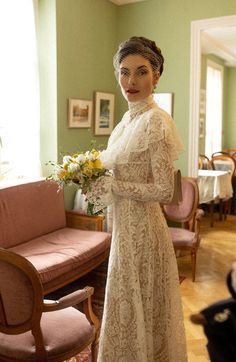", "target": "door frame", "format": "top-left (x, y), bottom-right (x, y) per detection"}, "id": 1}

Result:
top-left (189, 15), bottom-right (236, 176)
